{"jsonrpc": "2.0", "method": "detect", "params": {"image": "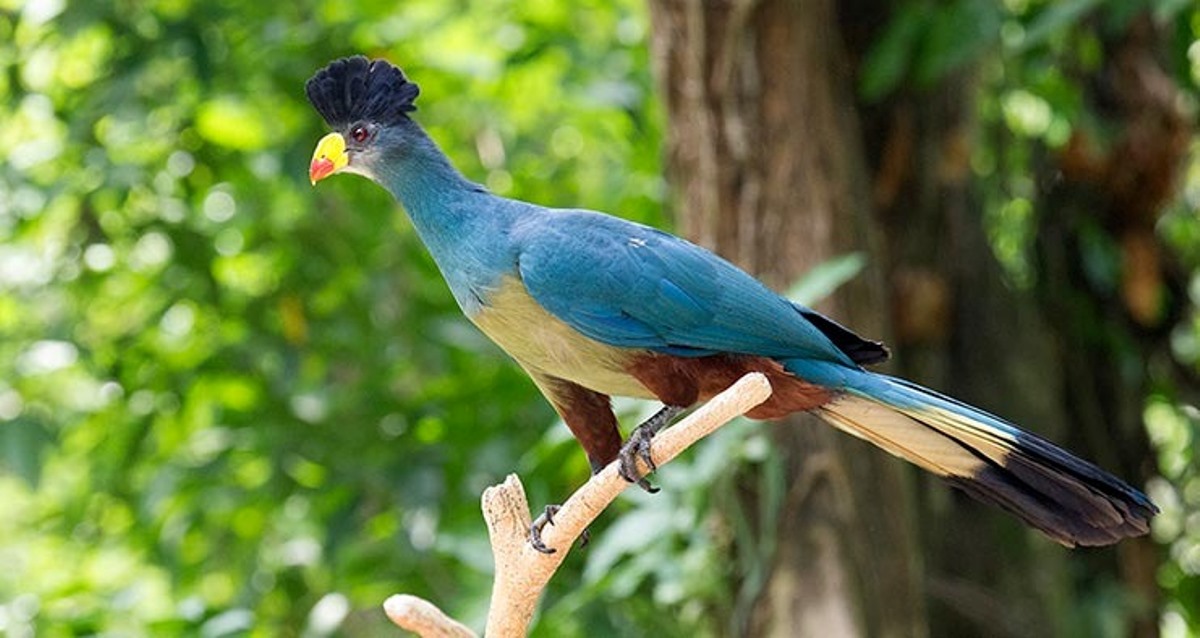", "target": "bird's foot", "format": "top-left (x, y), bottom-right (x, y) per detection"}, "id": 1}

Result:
top-left (529, 504), bottom-right (590, 554)
top-left (617, 405), bottom-right (685, 492)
